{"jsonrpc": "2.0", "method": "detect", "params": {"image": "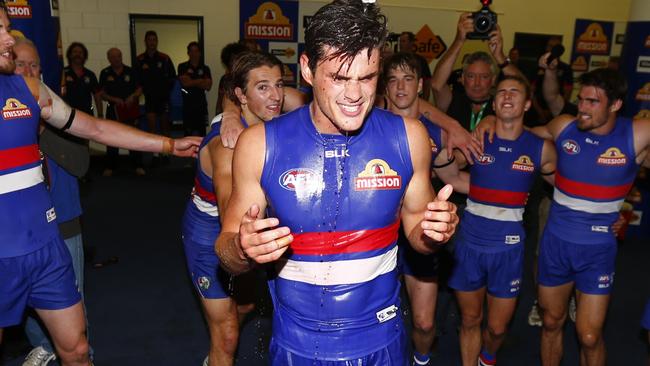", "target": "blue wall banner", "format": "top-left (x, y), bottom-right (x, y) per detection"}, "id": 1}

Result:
top-left (240, 0), bottom-right (299, 85)
top-left (571, 19), bottom-right (614, 74)
top-left (620, 21), bottom-right (650, 118)
top-left (8, 0), bottom-right (62, 91)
